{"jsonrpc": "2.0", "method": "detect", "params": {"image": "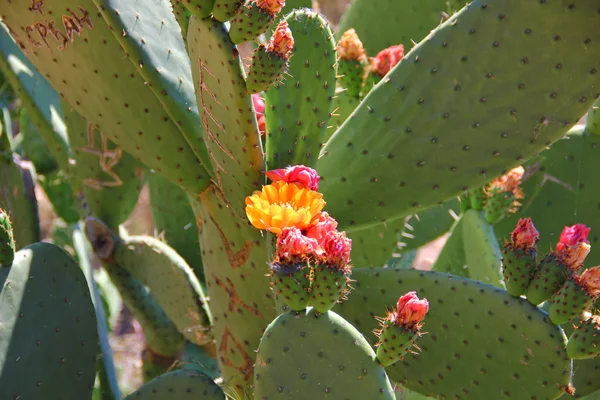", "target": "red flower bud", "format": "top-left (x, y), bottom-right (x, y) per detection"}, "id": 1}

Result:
top-left (371, 44), bottom-right (404, 77)
top-left (321, 229), bottom-right (352, 267)
top-left (267, 21), bottom-right (294, 59)
top-left (275, 227), bottom-right (323, 263)
top-left (264, 165), bottom-right (320, 191)
top-left (305, 212), bottom-right (338, 242)
top-left (392, 291), bottom-right (429, 330)
top-left (556, 224), bottom-right (591, 253)
top-left (510, 218), bottom-right (539, 250)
